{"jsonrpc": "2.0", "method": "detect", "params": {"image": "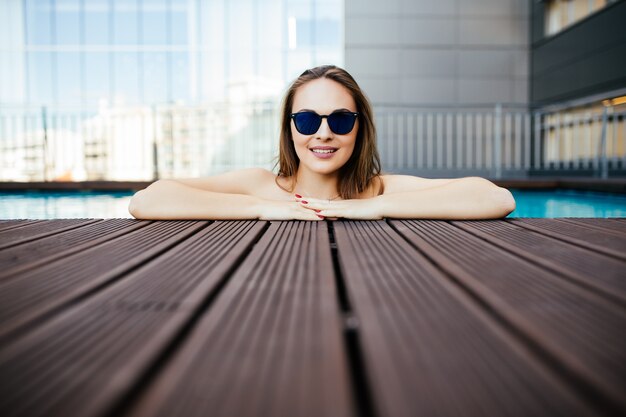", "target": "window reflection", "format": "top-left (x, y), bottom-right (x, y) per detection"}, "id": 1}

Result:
top-left (84, 0), bottom-right (110, 44)
top-left (544, 0), bottom-right (616, 37)
top-left (55, 0), bottom-right (80, 45)
top-left (3, 0), bottom-right (344, 108)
